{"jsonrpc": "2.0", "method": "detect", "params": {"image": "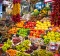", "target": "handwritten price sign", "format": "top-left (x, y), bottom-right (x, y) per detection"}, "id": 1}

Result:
top-left (44, 0), bottom-right (52, 2)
